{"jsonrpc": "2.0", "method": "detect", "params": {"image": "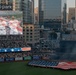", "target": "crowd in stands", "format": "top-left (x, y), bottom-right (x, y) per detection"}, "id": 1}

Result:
top-left (0, 41), bottom-right (27, 48)
top-left (0, 35), bottom-right (23, 41)
top-left (0, 52), bottom-right (31, 59)
top-left (0, 35), bottom-right (27, 48)
top-left (0, 35), bottom-right (32, 62)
